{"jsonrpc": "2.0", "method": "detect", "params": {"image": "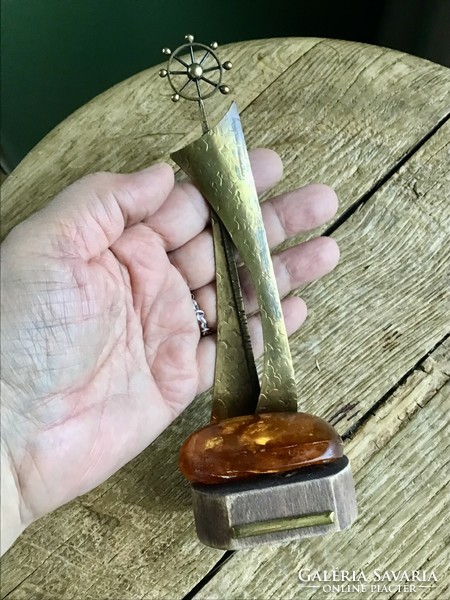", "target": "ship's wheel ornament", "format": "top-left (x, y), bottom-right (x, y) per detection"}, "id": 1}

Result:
top-left (159, 34), bottom-right (232, 131)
